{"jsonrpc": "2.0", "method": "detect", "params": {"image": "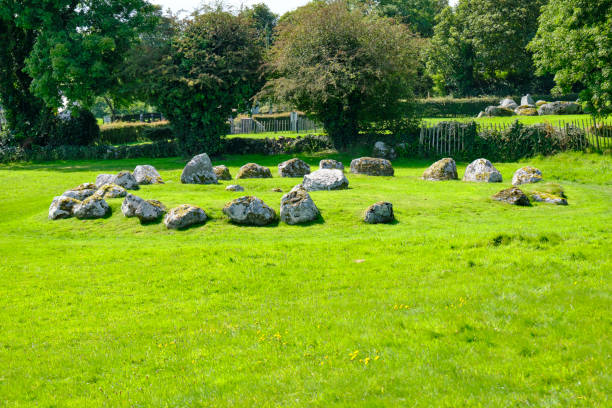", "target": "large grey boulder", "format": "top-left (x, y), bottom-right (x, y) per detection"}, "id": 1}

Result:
top-left (121, 193), bottom-right (166, 222)
top-left (512, 166), bottom-right (543, 185)
top-left (484, 106), bottom-right (515, 117)
top-left (280, 187), bottom-right (320, 225)
top-left (363, 202), bottom-right (394, 224)
top-left (62, 183), bottom-right (97, 201)
top-left (133, 165), bottom-right (163, 184)
top-left (236, 163), bottom-right (272, 179)
top-left (225, 184), bottom-right (244, 192)
top-left (95, 174), bottom-right (116, 188)
top-left (114, 171), bottom-right (139, 190)
top-left (500, 98), bottom-right (518, 110)
top-left (422, 158), bottom-right (458, 181)
top-left (164, 204), bottom-right (208, 229)
top-left (181, 153), bottom-right (218, 184)
top-left (223, 196), bottom-right (276, 225)
top-left (462, 158), bottom-right (502, 182)
top-left (319, 159), bottom-right (344, 171)
top-left (213, 165), bottom-right (232, 180)
top-left (515, 106), bottom-right (538, 116)
top-left (302, 169), bottom-right (349, 191)
top-left (48, 196), bottom-right (81, 220)
top-left (531, 192), bottom-right (568, 205)
top-left (278, 158), bottom-right (311, 178)
top-left (94, 183), bottom-right (127, 199)
top-left (350, 157), bottom-right (394, 176)
top-left (492, 187), bottom-right (531, 206)
top-left (73, 196), bottom-right (111, 219)
top-left (538, 101), bottom-right (582, 115)
top-left (372, 141), bottom-right (397, 160)
top-left (521, 94), bottom-right (535, 106)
